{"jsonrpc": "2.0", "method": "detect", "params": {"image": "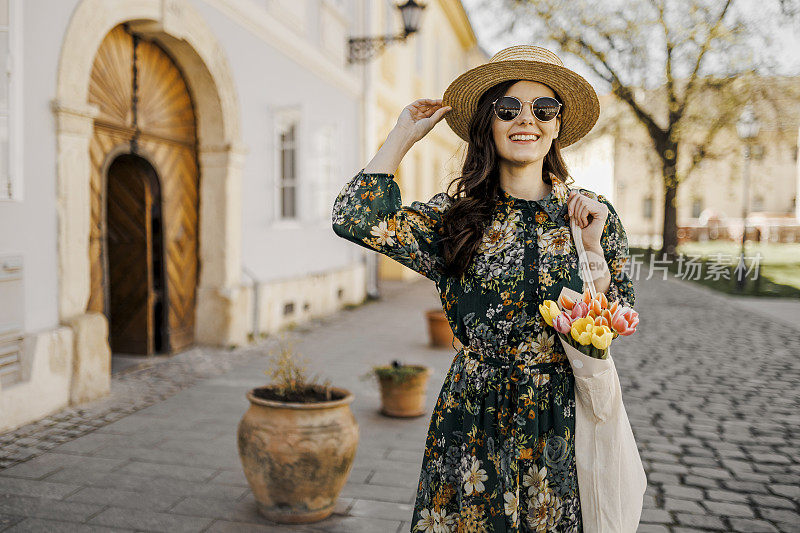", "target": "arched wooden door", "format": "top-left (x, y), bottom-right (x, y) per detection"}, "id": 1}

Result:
top-left (88, 25), bottom-right (199, 354)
